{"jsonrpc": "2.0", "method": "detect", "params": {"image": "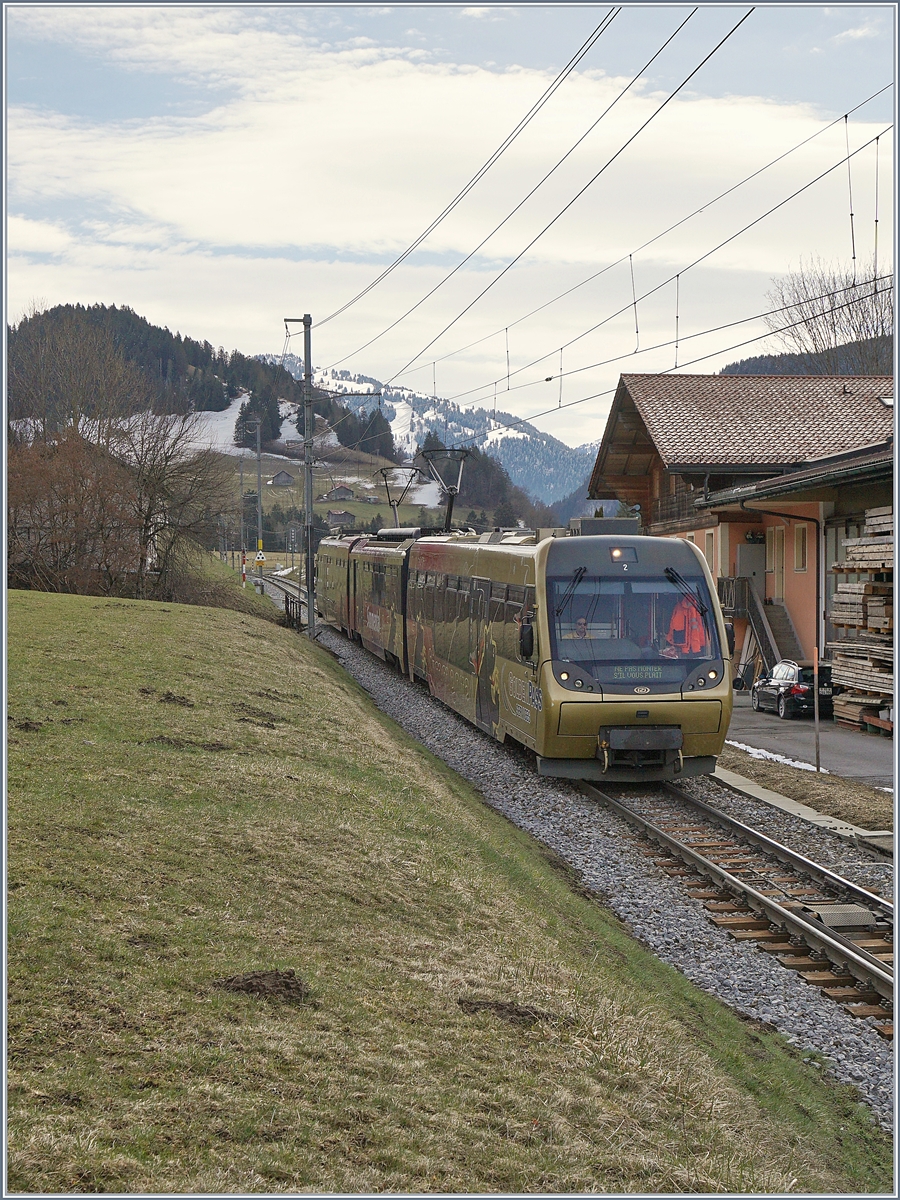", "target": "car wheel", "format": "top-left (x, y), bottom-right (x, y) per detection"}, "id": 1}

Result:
top-left (751, 690), bottom-right (760, 712)
top-left (777, 695), bottom-right (790, 719)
